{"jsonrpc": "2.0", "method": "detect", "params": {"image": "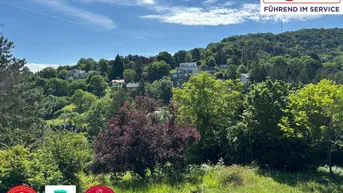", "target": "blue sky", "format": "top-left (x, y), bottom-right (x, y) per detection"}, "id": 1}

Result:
top-left (0, 0), bottom-right (342, 72)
